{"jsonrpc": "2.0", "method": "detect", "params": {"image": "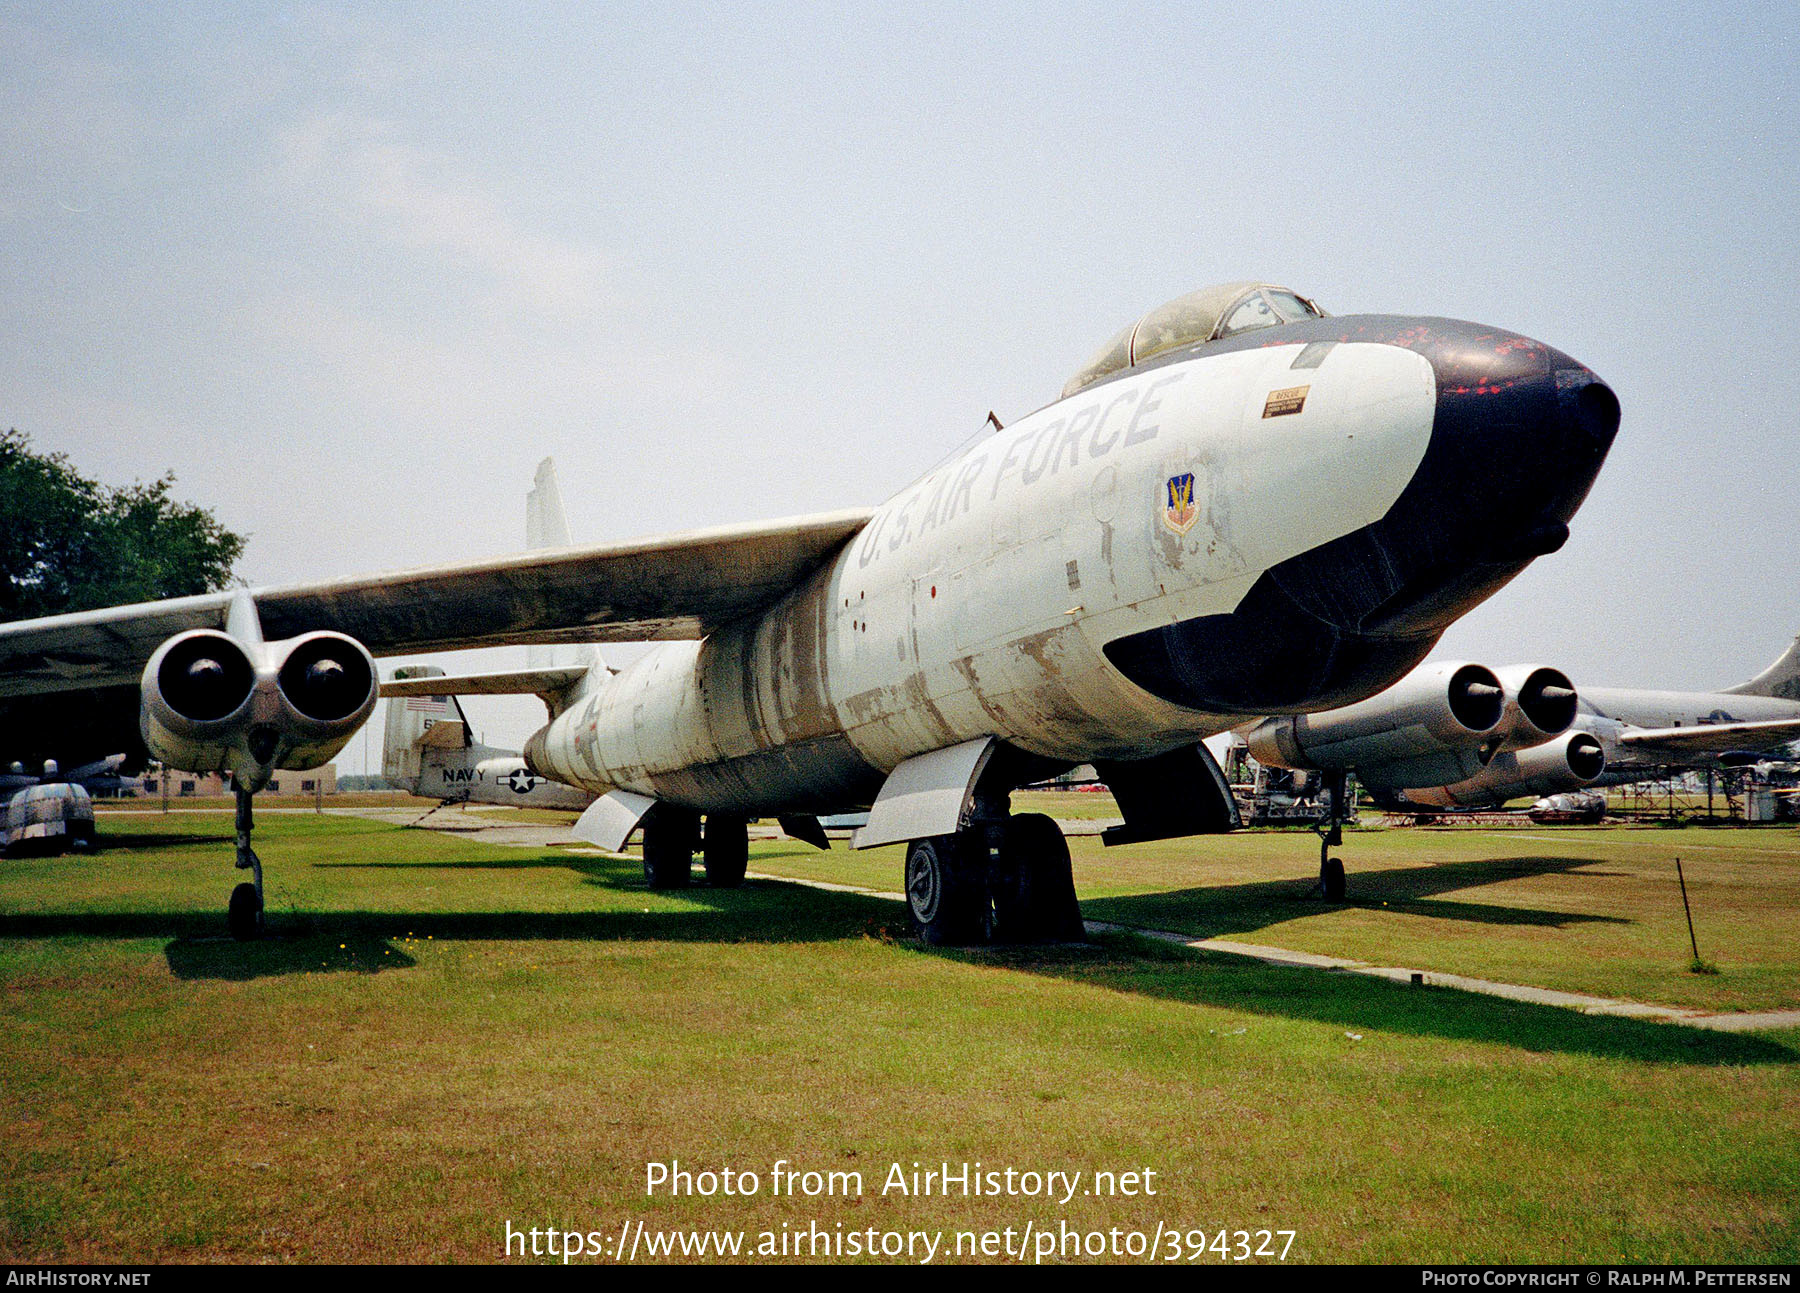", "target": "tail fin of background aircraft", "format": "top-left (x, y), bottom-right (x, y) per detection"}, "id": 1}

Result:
top-left (381, 665), bottom-right (471, 789)
top-left (526, 458), bottom-right (574, 672)
top-left (1725, 633), bottom-right (1800, 701)
top-left (522, 456), bottom-right (607, 678)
